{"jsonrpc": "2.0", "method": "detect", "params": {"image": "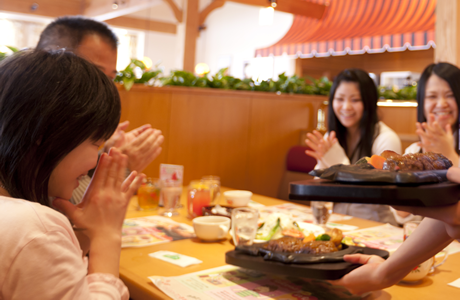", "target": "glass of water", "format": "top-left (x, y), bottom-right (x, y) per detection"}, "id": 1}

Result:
top-left (231, 207), bottom-right (259, 246)
top-left (310, 201), bottom-right (333, 228)
top-left (159, 180), bottom-right (183, 217)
